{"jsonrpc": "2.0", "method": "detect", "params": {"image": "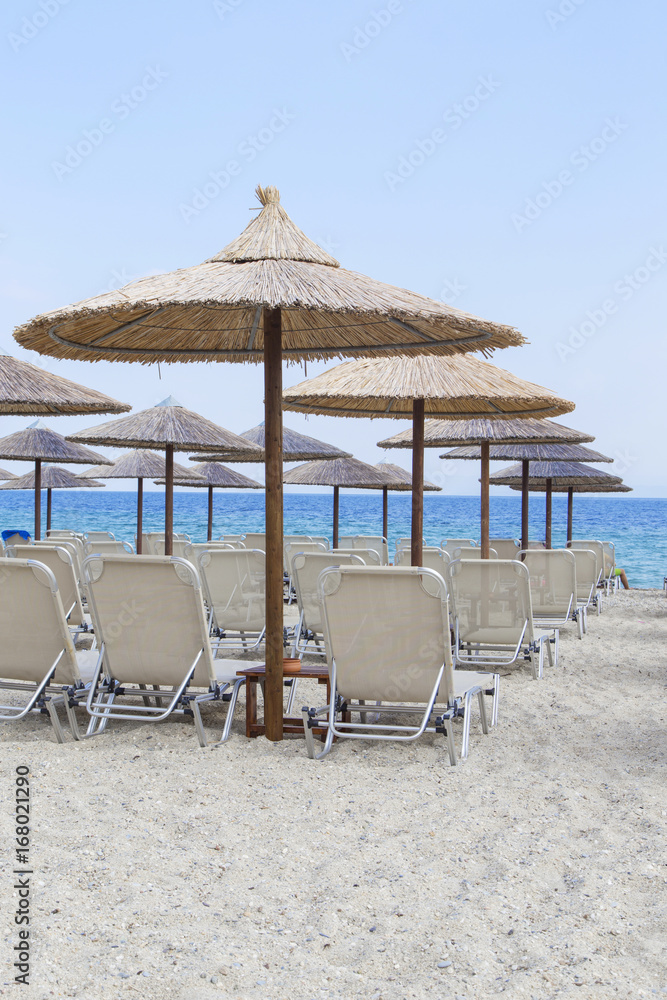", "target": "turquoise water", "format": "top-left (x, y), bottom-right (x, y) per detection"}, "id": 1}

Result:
top-left (0, 491), bottom-right (664, 589)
